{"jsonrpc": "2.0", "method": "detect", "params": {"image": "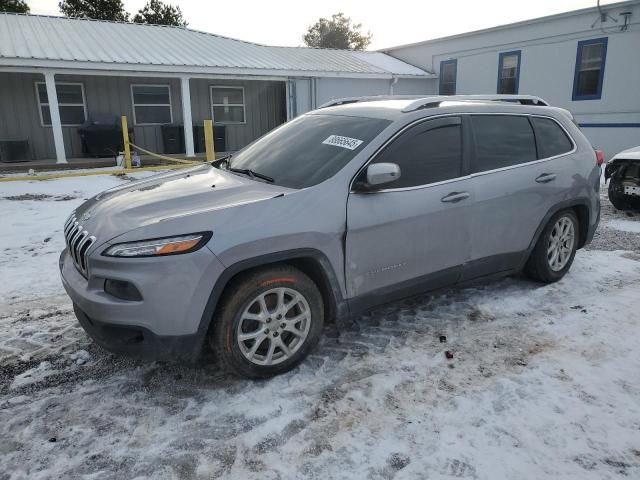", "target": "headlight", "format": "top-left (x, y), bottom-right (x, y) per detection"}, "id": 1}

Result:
top-left (102, 232), bottom-right (211, 258)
